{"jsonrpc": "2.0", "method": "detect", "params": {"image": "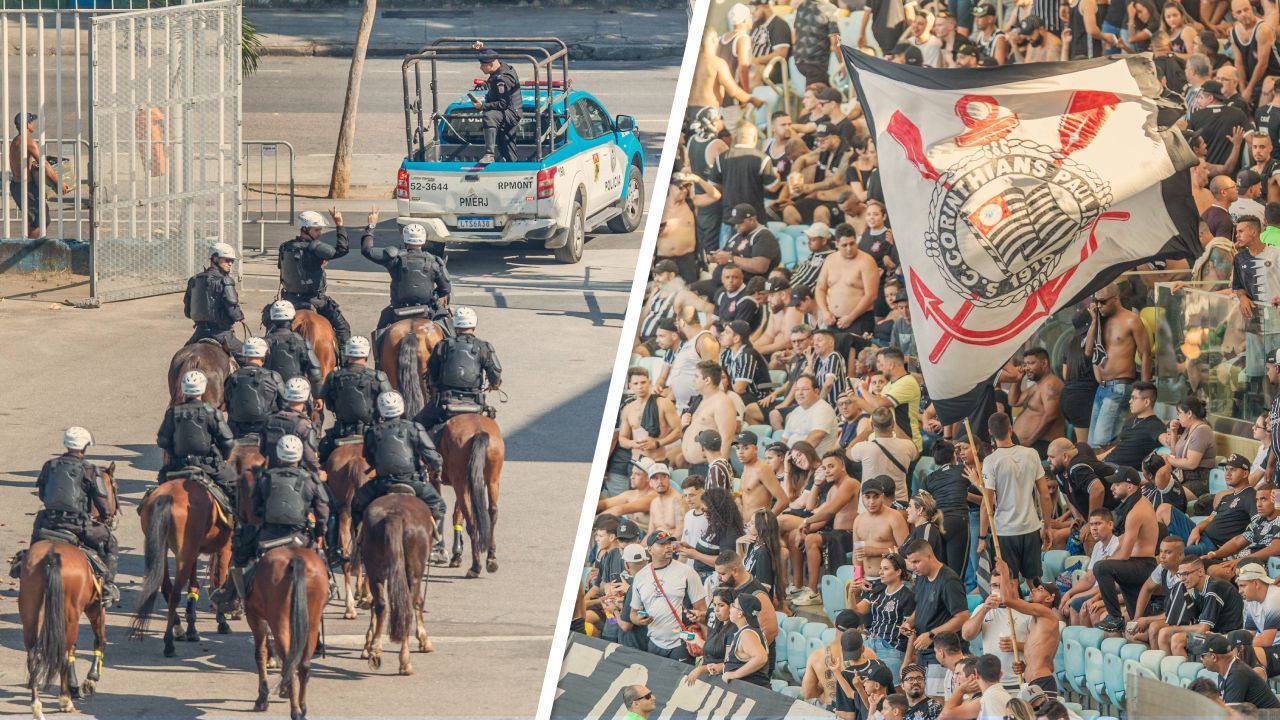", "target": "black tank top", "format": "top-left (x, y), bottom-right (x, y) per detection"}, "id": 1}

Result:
top-left (1069, 0), bottom-right (1104, 59)
top-left (724, 627), bottom-right (771, 686)
top-left (1232, 23), bottom-right (1280, 81)
top-left (717, 32), bottom-right (748, 107)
